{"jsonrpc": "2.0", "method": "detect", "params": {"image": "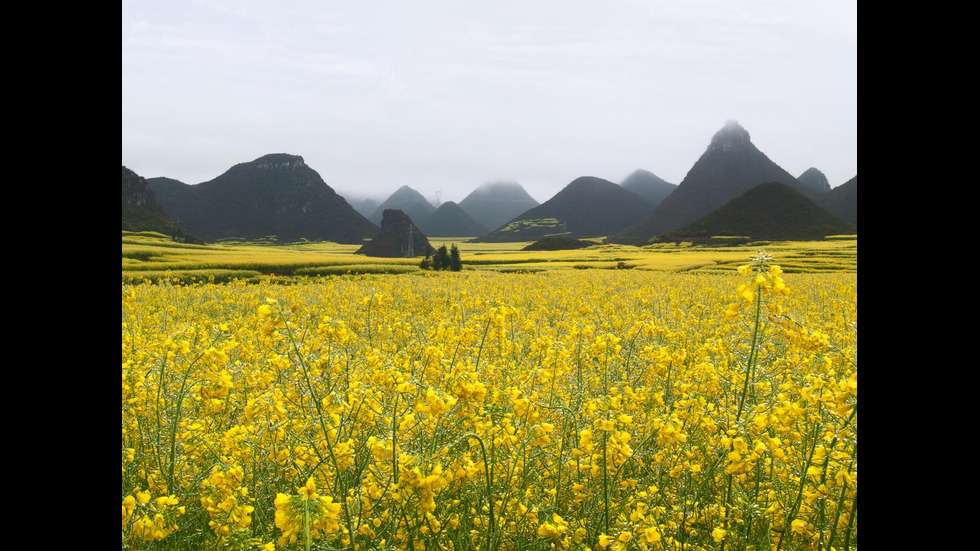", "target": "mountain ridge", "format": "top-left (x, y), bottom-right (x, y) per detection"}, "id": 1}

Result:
top-left (457, 180), bottom-right (540, 232)
top-left (660, 181), bottom-right (856, 242)
top-left (369, 185), bottom-right (436, 226)
top-left (417, 201), bottom-right (489, 237)
top-left (609, 120), bottom-right (824, 244)
top-left (147, 153), bottom-right (378, 244)
top-left (474, 176), bottom-right (654, 242)
top-left (619, 169), bottom-right (677, 206)
top-left (122, 166), bottom-right (202, 243)
top-left (127, 122), bottom-right (856, 246)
